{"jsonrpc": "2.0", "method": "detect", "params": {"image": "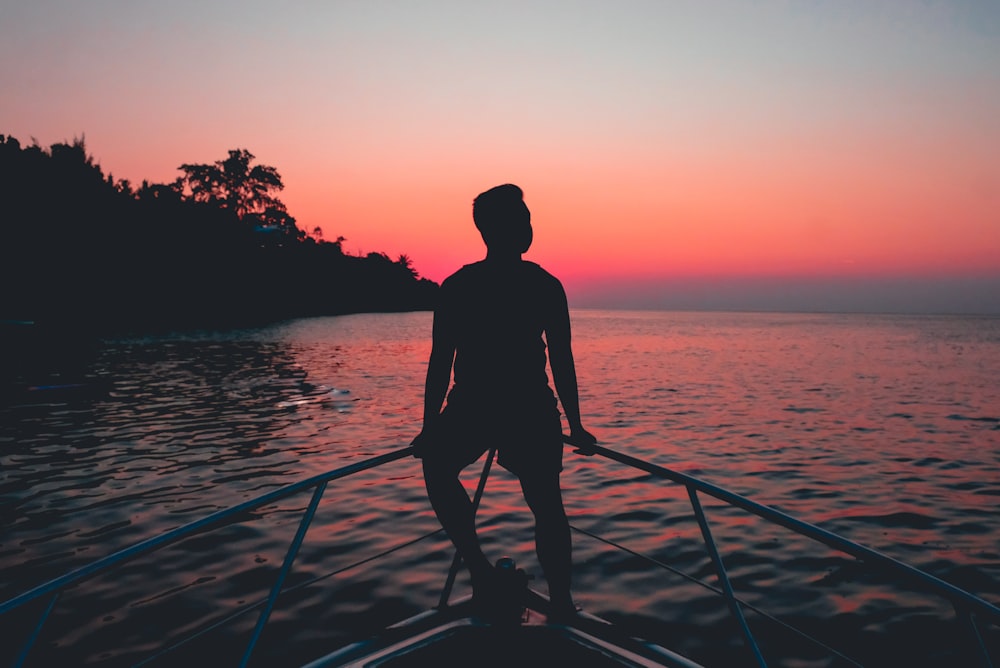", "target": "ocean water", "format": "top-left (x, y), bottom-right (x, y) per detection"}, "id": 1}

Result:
top-left (1, 310), bottom-right (999, 667)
